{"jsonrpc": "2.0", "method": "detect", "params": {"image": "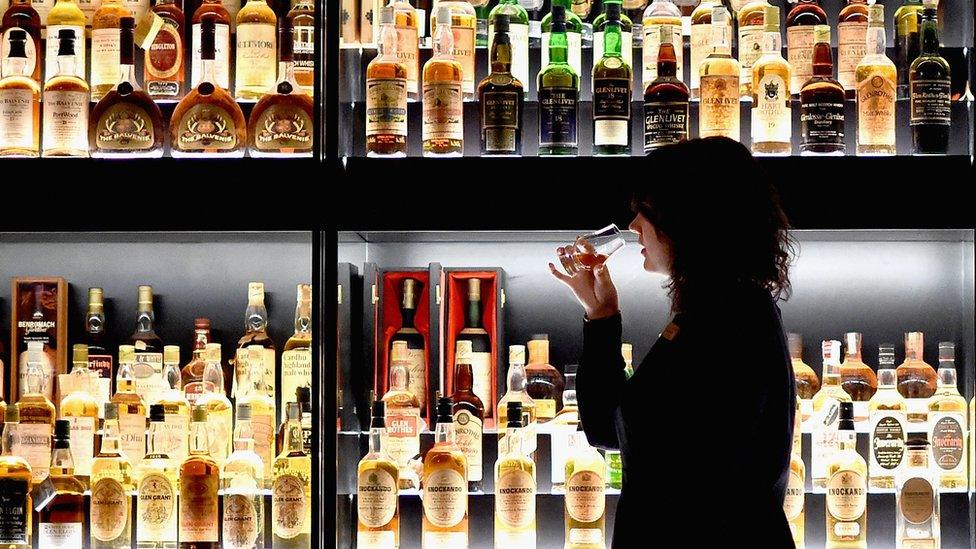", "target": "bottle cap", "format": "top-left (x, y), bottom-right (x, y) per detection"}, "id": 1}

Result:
top-left (506, 402), bottom-right (523, 425)
top-left (509, 345), bottom-right (526, 364)
top-left (838, 401), bottom-right (855, 430)
top-left (119, 345), bottom-right (135, 363)
top-left (493, 13), bottom-right (510, 33)
top-left (72, 344), bottom-right (88, 364)
top-left (938, 341), bottom-right (954, 362)
top-left (54, 419), bottom-right (71, 439)
top-left (297, 386), bottom-right (311, 405)
top-left (248, 281), bottom-right (265, 302)
top-left (287, 401), bottom-right (301, 420)
top-left (237, 402), bottom-right (252, 420)
top-left (192, 406), bottom-right (208, 422)
top-left (104, 402), bottom-right (119, 419)
top-left (5, 405), bottom-right (19, 423)
top-left (380, 6), bottom-right (394, 26)
top-left (120, 16), bottom-right (135, 30)
top-left (467, 278), bottom-right (482, 300)
top-left (455, 340), bottom-right (473, 362)
top-left (552, 4), bottom-right (566, 26)
top-left (814, 25), bottom-right (830, 45)
top-left (88, 287), bottom-right (104, 309)
top-left (164, 345), bottom-right (180, 363)
top-left (868, 3), bottom-right (884, 26)
top-left (763, 5), bottom-right (780, 32)
top-left (821, 340), bottom-right (840, 364)
top-left (371, 400), bottom-right (385, 418)
top-left (149, 404), bottom-right (165, 422)
top-left (138, 285), bottom-right (153, 305)
top-left (659, 24), bottom-right (672, 45)
top-left (530, 333), bottom-right (549, 341)
top-left (195, 317), bottom-right (211, 329)
top-left (787, 333), bottom-right (802, 357)
top-left (564, 363), bottom-right (578, 375)
top-left (436, 6), bottom-right (452, 27)
top-left (57, 28), bottom-right (76, 56)
top-left (298, 283), bottom-right (311, 302)
top-left (605, 1), bottom-right (621, 20)
top-left (905, 332), bottom-right (924, 359)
